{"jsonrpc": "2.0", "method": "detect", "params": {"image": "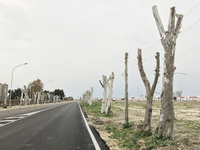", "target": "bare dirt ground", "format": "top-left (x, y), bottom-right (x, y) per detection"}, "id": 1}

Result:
top-left (87, 101), bottom-right (200, 150)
